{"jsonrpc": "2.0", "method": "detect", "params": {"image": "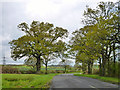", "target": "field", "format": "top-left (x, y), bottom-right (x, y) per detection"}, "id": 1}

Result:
top-left (12, 65), bottom-right (68, 71)
top-left (2, 73), bottom-right (58, 88)
top-left (1, 65), bottom-right (78, 89)
top-left (2, 65), bottom-right (76, 74)
top-left (2, 65), bottom-right (65, 88)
